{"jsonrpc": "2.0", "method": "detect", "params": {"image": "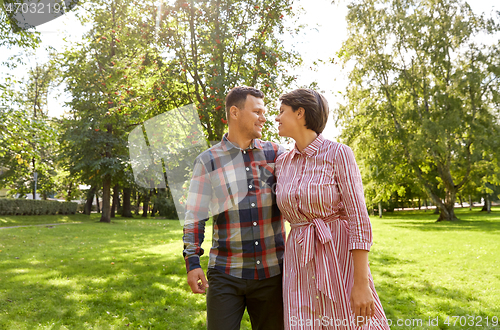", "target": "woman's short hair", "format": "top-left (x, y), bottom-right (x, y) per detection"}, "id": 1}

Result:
top-left (279, 89), bottom-right (329, 134)
top-left (225, 86), bottom-right (264, 121)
